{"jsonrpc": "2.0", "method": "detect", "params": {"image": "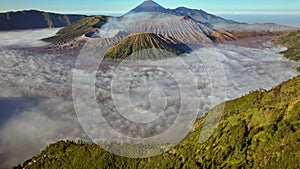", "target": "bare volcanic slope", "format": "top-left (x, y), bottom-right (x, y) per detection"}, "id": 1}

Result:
top-left (39, 0), bottom-right (294, 49)
top-left (42, 0), bottom-right (235, 44)
top-left (104, 33), bottom-right (189, 60)
top-left (89, 12), bottom-right (236, 45)
top-left (89, 0), bottom-right (237, 44)
top-left (44, 0), bottom-right (293, 46)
